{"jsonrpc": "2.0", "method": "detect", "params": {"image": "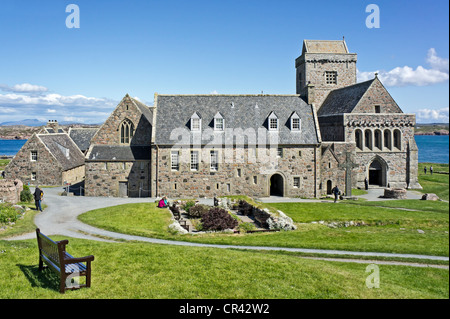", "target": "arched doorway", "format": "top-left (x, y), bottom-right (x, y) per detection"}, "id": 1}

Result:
top-left (368, 158), bottom-right (387, 187)
top-left (270, 174), bottom-right (284, 196)
top-left (326, 180), bottom-right (333, 194)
